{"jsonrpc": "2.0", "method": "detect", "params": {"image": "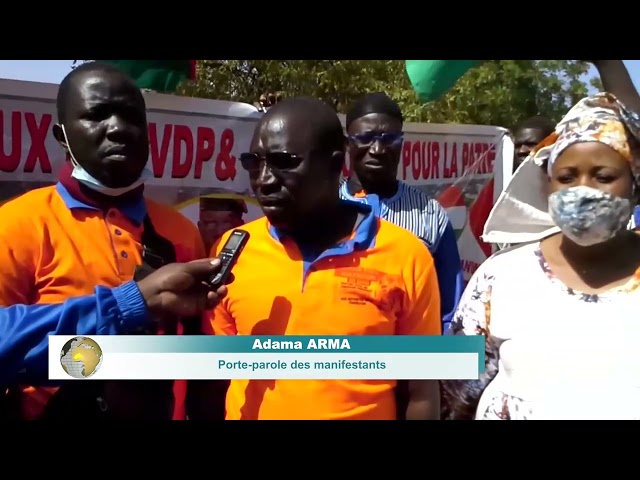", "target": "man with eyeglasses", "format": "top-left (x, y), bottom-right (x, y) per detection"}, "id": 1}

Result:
top-left (207, 97), bottom-right (441, 420)
top-left (340, 92), bottom-right (464, 334)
